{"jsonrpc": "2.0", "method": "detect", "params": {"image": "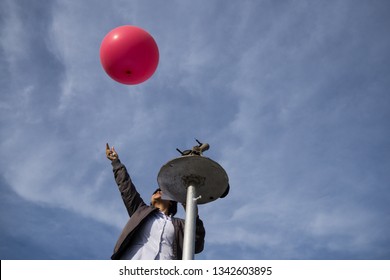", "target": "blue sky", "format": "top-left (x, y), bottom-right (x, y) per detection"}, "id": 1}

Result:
top-left (1, 0), bottom-right (390, 260)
